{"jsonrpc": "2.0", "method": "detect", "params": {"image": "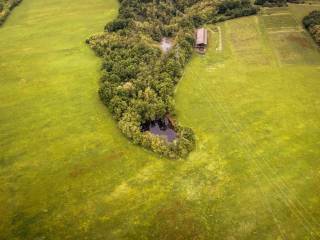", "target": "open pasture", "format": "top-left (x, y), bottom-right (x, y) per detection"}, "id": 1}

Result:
top-left (261, 14), bottom-right (299, 30)
top-left (0, 1), bottom-right (320, 240)
top-left (268, 31), bottom-right (320, 64)
top-left (289, 3), bottom-right (320, 21)
top-left (176, 4), bottom-right (320, 239)
top-left (224, 16), bottom-right (273, 65)
top-left (257, 5), bottom-right (320, 65)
